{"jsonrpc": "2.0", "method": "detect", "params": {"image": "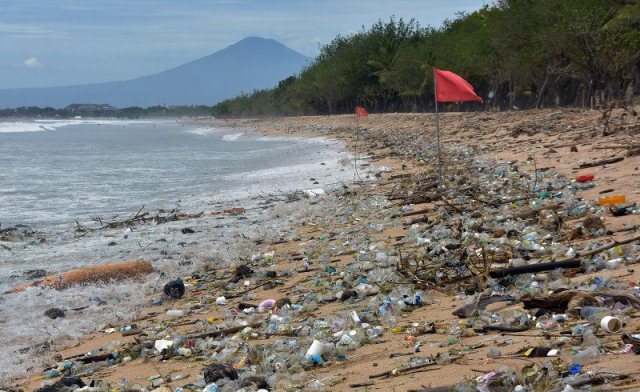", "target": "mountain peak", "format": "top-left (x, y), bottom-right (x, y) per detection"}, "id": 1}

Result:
top-left (235, 36), bottom-right (277, 44)
top-left (0, 37), bottom-right (310, 108)
top-left (221, 36), bottom-right (300, 56)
